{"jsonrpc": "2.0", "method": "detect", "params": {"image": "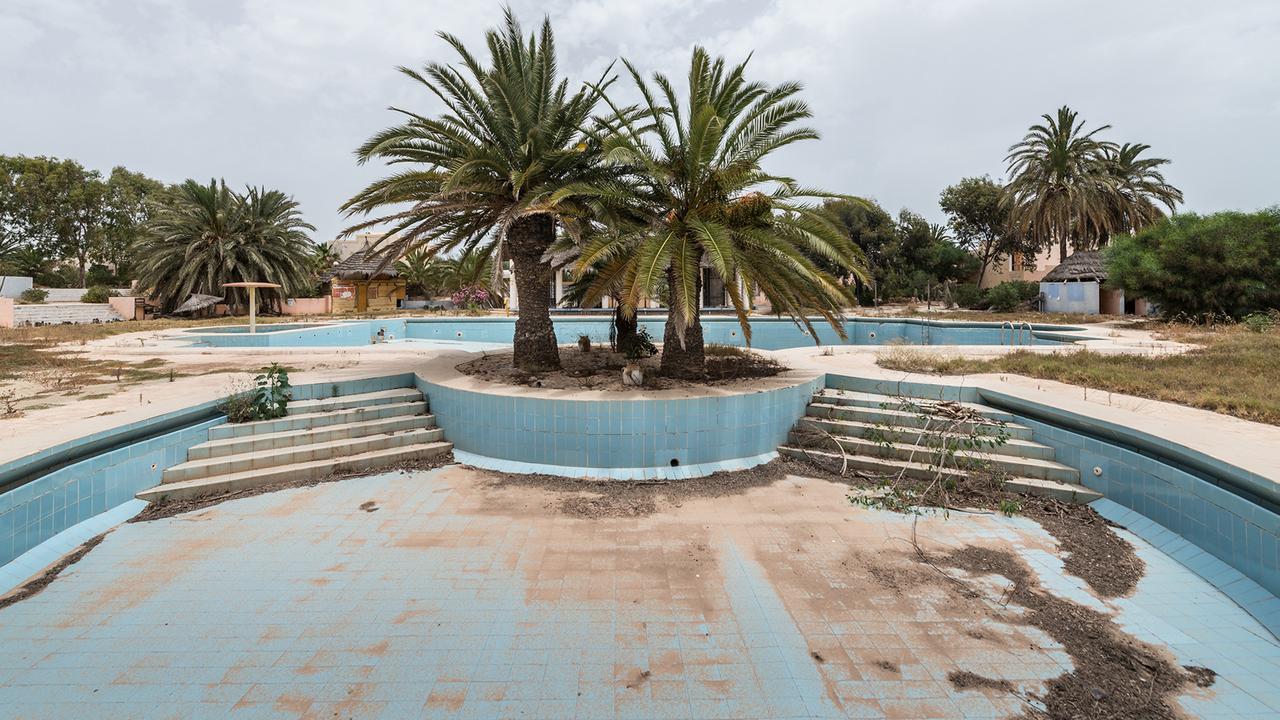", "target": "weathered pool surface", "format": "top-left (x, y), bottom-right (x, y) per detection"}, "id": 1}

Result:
top-left (0, 466), bottom-right (1275, 719)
